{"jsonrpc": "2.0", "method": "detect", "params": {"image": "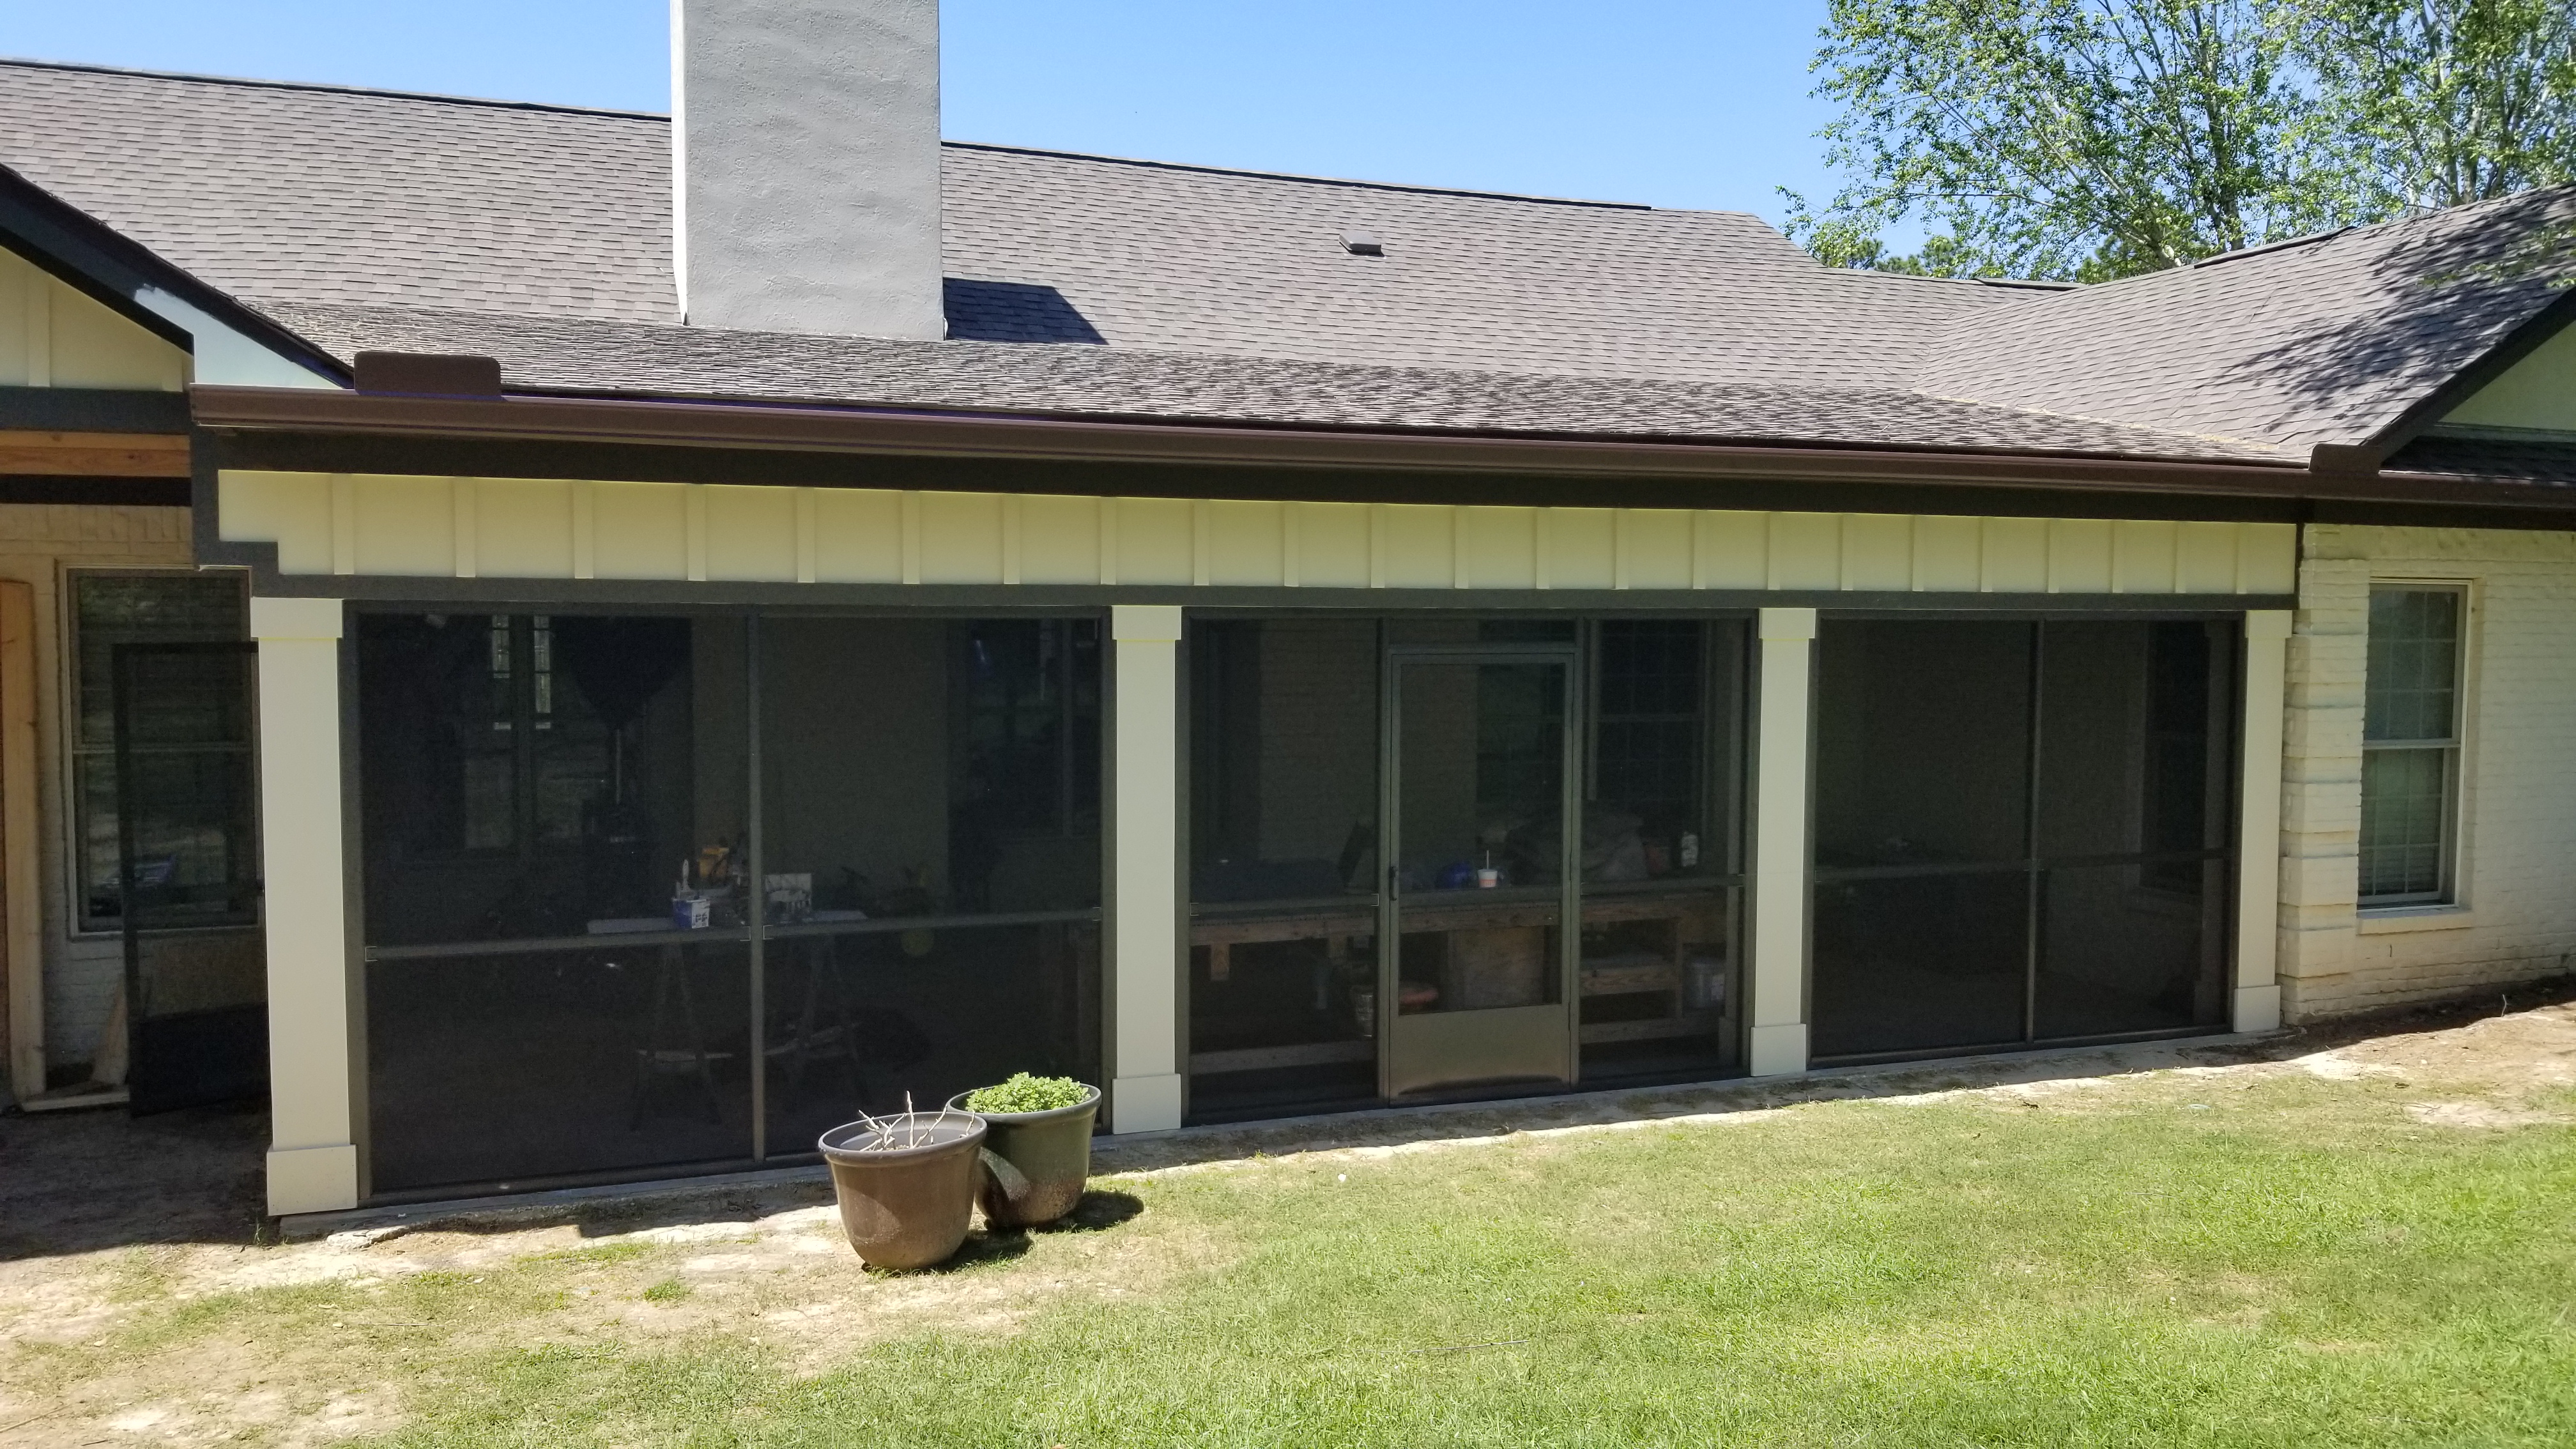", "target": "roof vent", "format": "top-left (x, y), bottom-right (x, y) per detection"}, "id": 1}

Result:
top-left (353, 351), bottom-right (503, 397)
top-left (1340, 230), bottom-right (1386, 257)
